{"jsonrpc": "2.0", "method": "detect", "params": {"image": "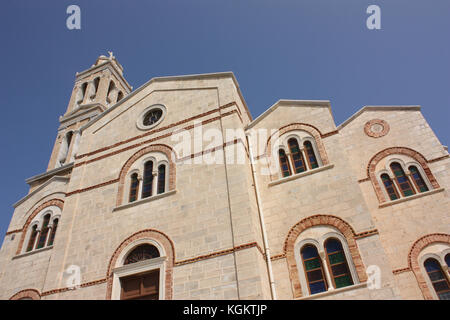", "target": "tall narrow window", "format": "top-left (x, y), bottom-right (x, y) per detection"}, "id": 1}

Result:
top-left (278, 149), bottom-right (291, 177)
top-left (381, 174), bottom-right (399, 201)
top-left (142, 161), bottom-right (154, 199)
top-left (36, 214), bottom-right (50, 249)
top-left (408, 166), bottom-right (429, 193)
top-left (288, 138), bottom-right (306, 173)
top-left (107, 80), bottom-right (117, 104)
top-left (424, 258), bottom-right (450, 300)
top-left (117, 91), bottom-right (124, 102)
top-left (107, 81), bottom-right (115, 96)
top-left (66, 131), bottom-right (73, 151)
top-left (26, 225), bottom-right (38, 252)
top-left (91, 77), bottom-right (100, 99)
top-left (301, 244), bottom-right (328, 294)
top-left (78, 82), bottom-right (88, 103)
top-left (303, 141), bottom-right (319, 169)
top-left (390, 162), bottom-right (415, 197)
top-left (157, 165), bottom-right (166, 194)
top-left (324, 238), bottom-right (354, 289)
top-left (47, 218), bottom-right (58, 246)
top-left (129, 173), bottom-right (139, 202)
top-left (93, 77), bottom-right (100, 92)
